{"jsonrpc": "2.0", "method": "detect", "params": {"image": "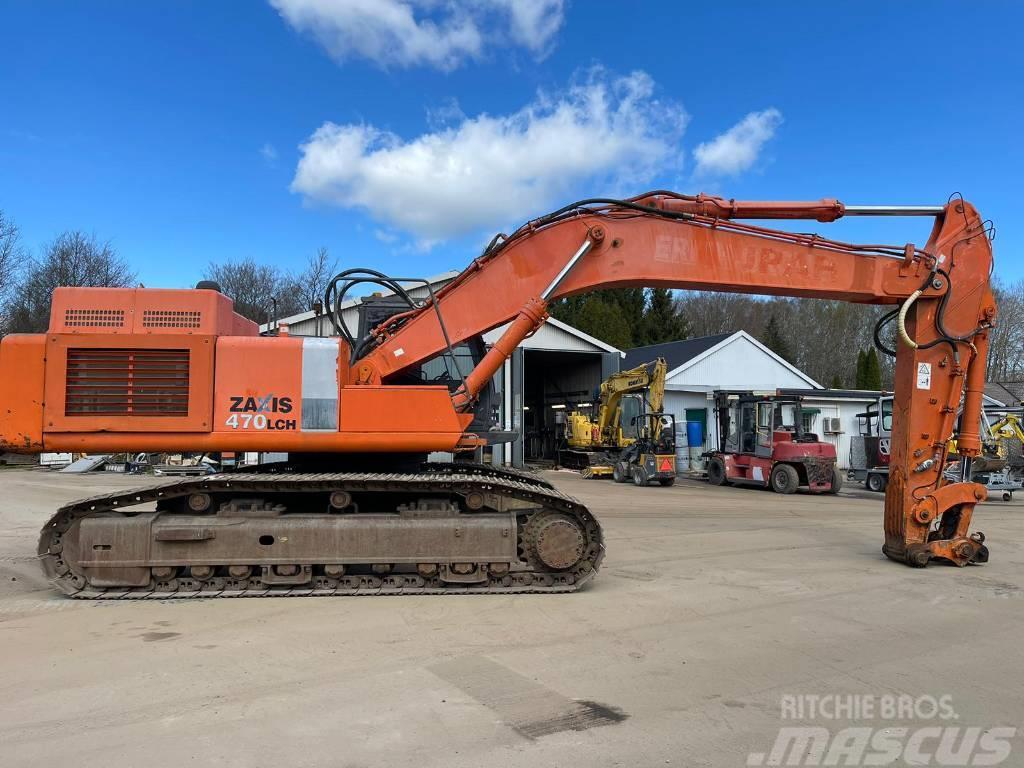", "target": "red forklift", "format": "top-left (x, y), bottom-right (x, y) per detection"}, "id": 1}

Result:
top-left (704, 392), bottom-right (842, 494)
